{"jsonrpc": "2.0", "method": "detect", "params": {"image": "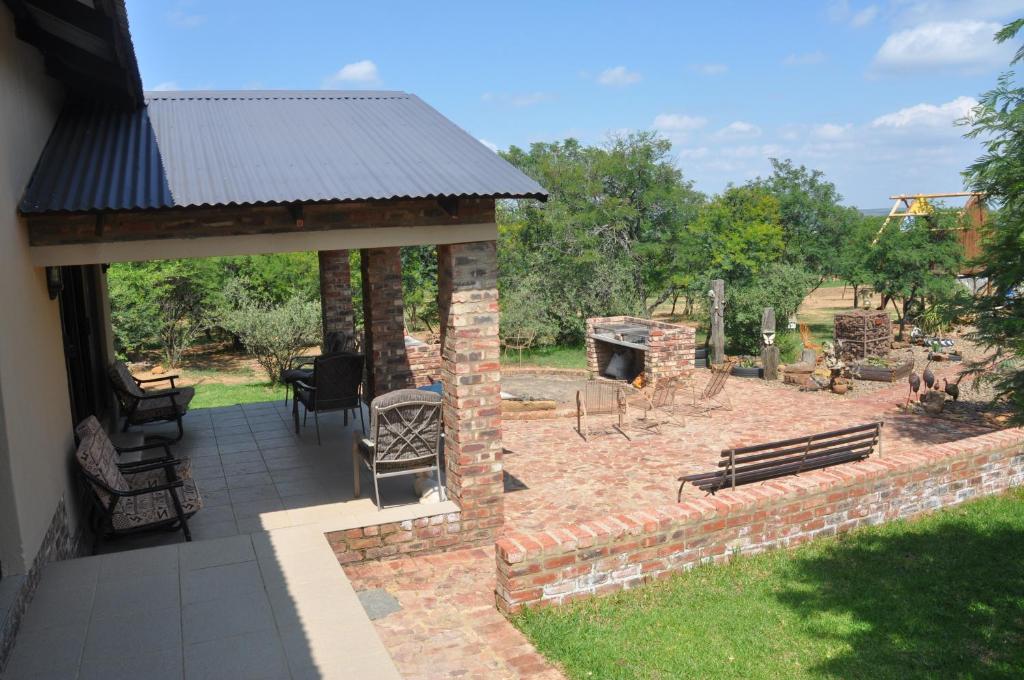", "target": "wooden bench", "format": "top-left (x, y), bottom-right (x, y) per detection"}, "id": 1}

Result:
top-left (677, 421), bottom-right (883, 498)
